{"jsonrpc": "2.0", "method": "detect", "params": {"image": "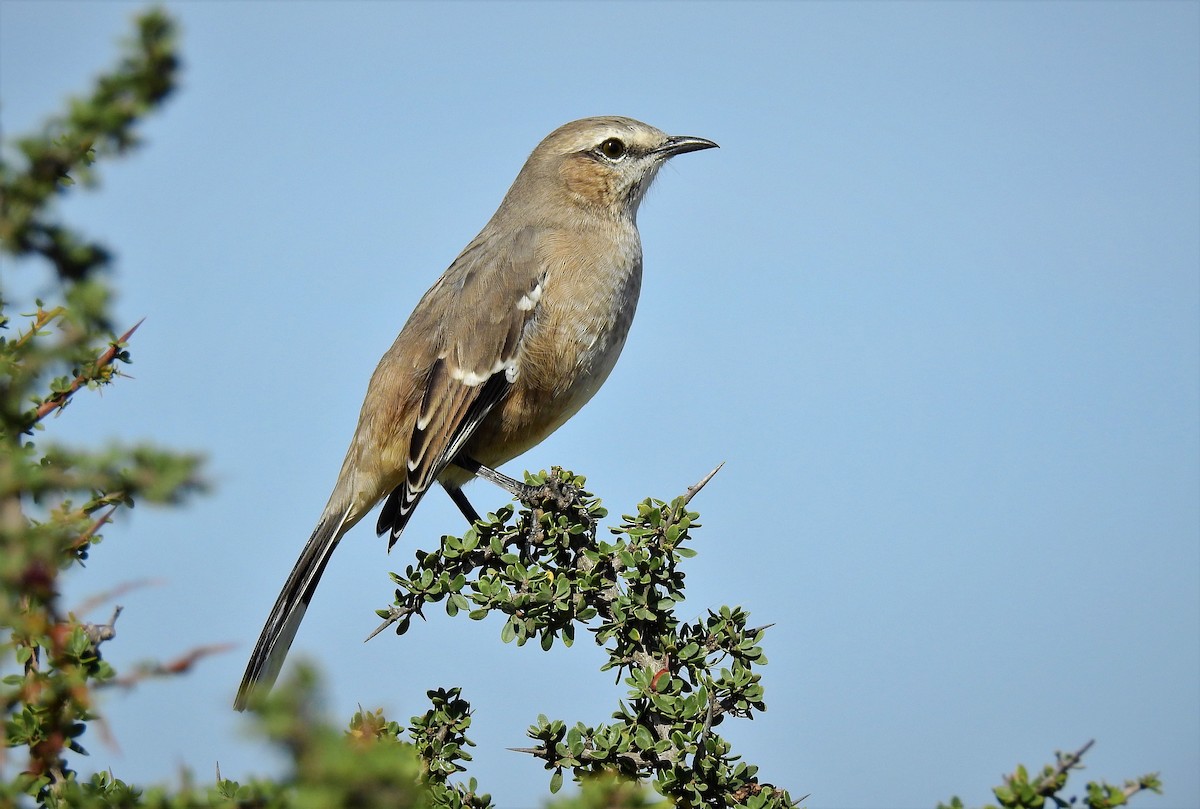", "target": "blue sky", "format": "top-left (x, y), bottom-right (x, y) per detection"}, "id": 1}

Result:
top-left (1, 2), bottom-right (1197, 807)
